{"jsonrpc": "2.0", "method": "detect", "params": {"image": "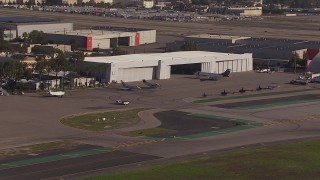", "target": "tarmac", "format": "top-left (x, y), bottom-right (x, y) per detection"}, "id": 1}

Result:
top-left (1, 72), bottom-right (320, 179)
